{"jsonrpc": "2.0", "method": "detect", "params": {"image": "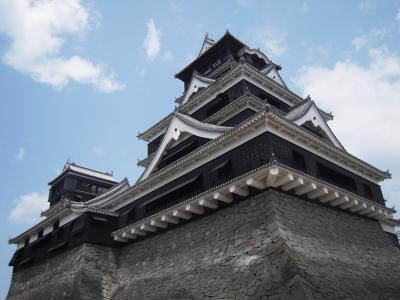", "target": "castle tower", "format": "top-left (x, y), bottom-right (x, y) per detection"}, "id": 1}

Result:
top-left (7, 32), bottom-right (400, 299)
